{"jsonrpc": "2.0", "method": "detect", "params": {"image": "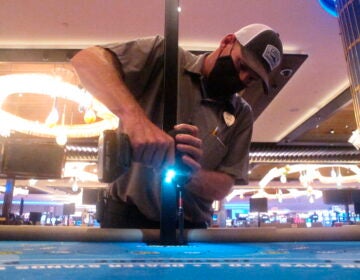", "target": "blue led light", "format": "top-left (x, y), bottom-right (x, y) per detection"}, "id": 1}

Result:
top-left (10, 200), bottom-right (64, 206)
top-left (319, 0), bottom-right (338, 17)
top-left (164, 169), bottom-right (176, 184)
